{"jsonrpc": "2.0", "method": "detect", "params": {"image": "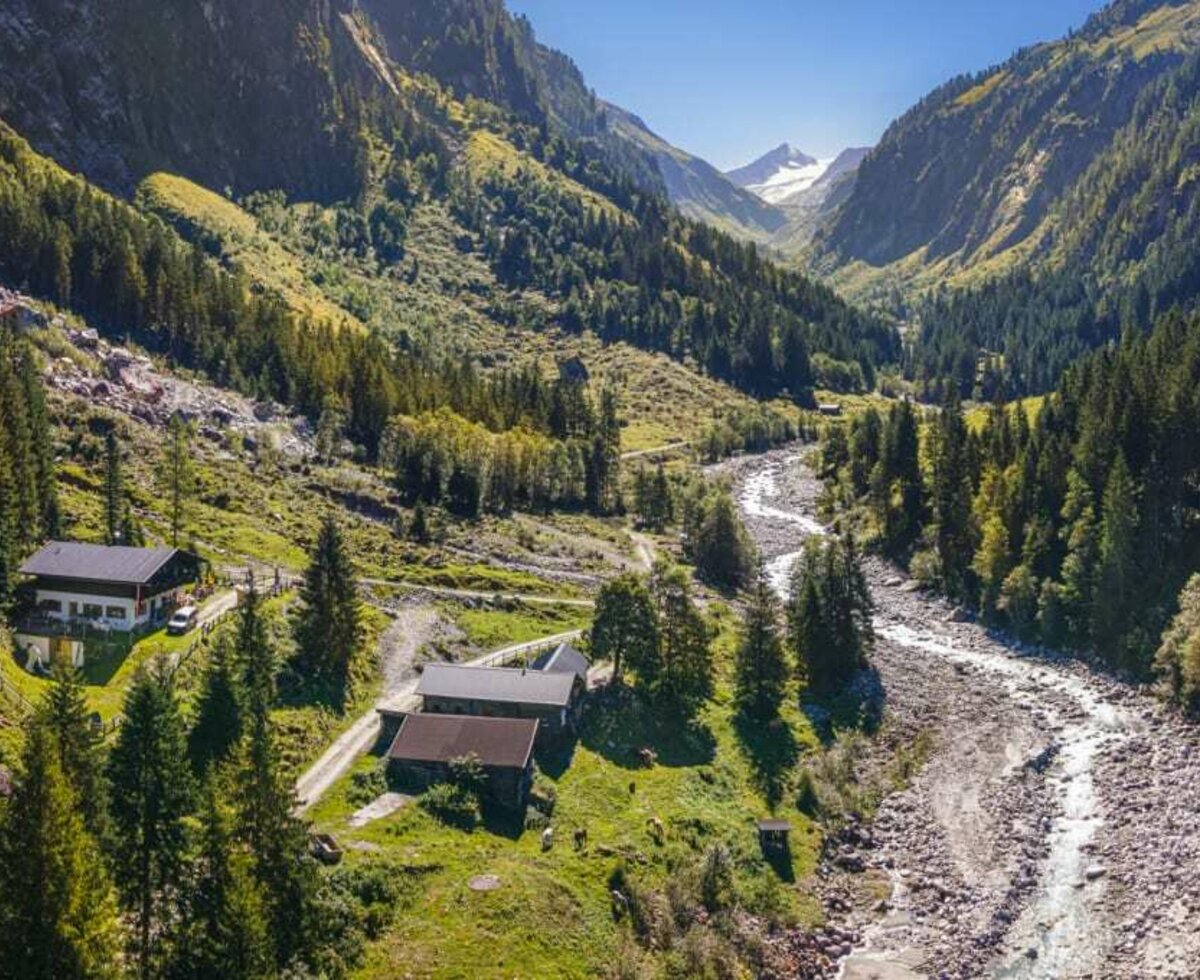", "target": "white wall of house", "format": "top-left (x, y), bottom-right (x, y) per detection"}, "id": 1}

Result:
top-left (34, 588), bottom-right (146, 630)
